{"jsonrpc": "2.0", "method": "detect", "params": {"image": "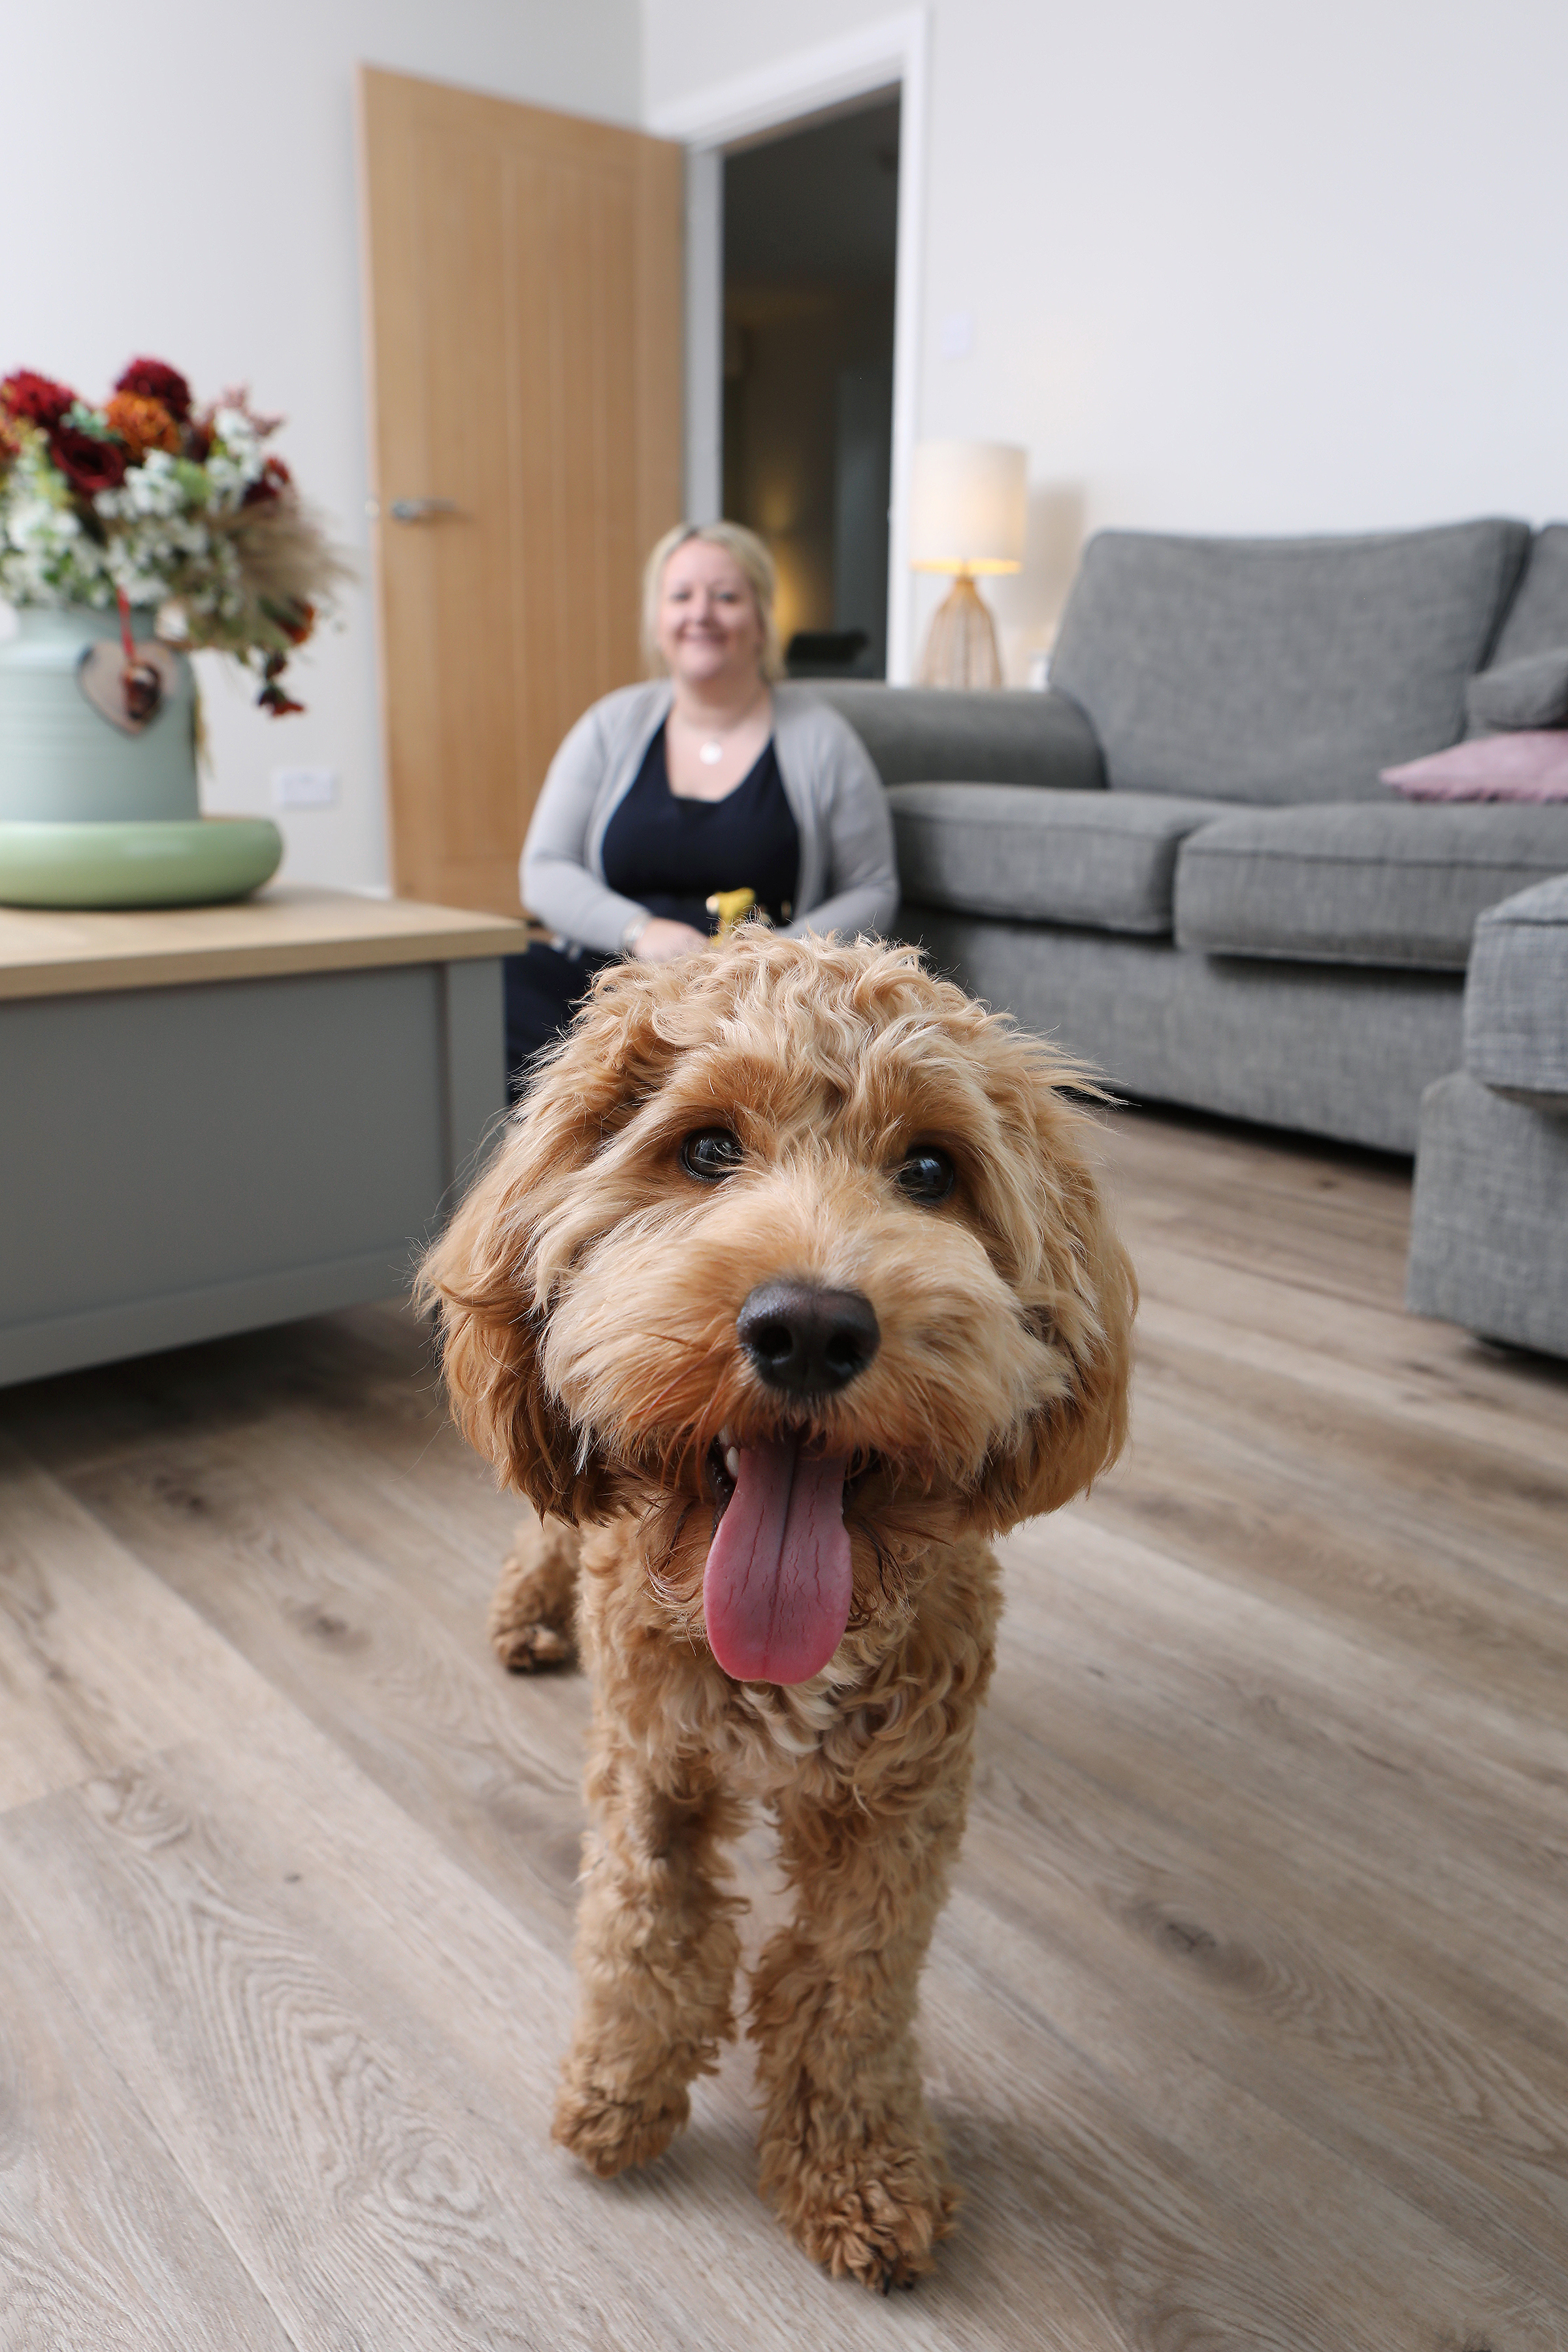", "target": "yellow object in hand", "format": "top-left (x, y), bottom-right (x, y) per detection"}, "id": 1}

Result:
top-left (705, 888), bottom-right (757, 938)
